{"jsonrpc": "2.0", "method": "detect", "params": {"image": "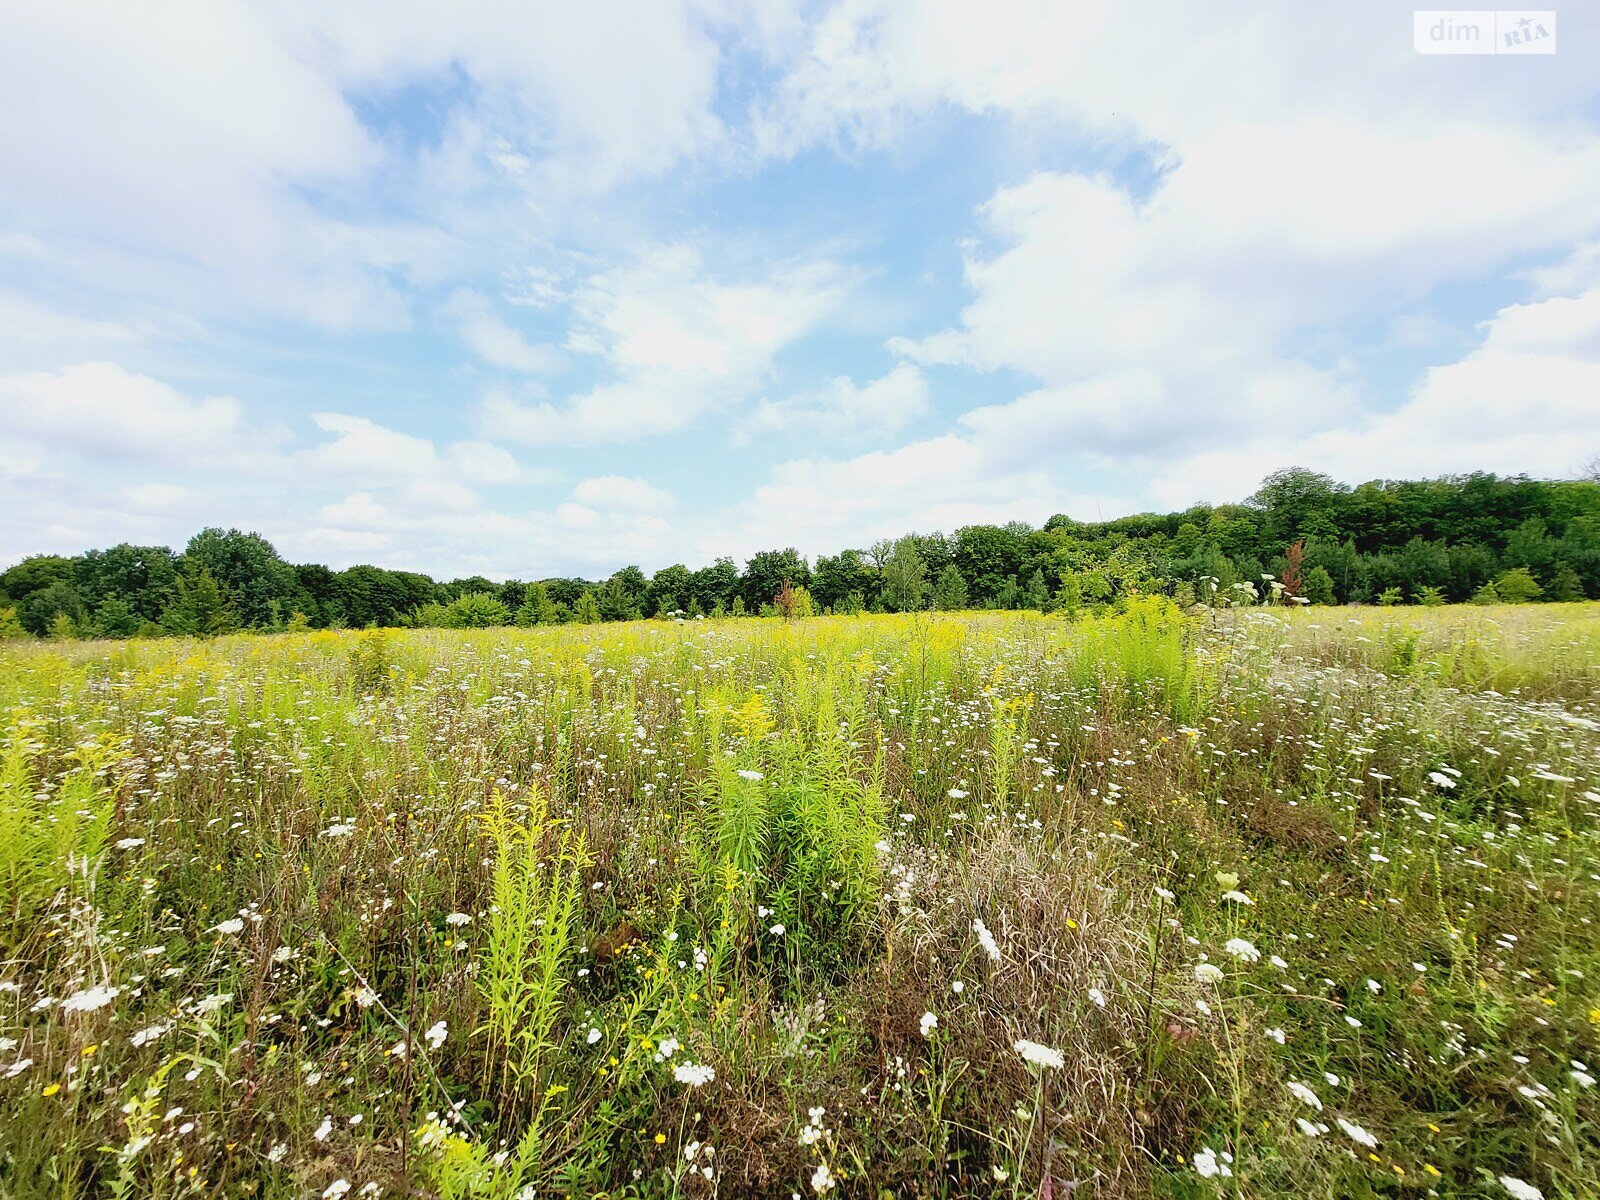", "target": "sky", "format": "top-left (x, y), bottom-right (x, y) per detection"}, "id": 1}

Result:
top-left (2, 2), bottom-right (1599, 581)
